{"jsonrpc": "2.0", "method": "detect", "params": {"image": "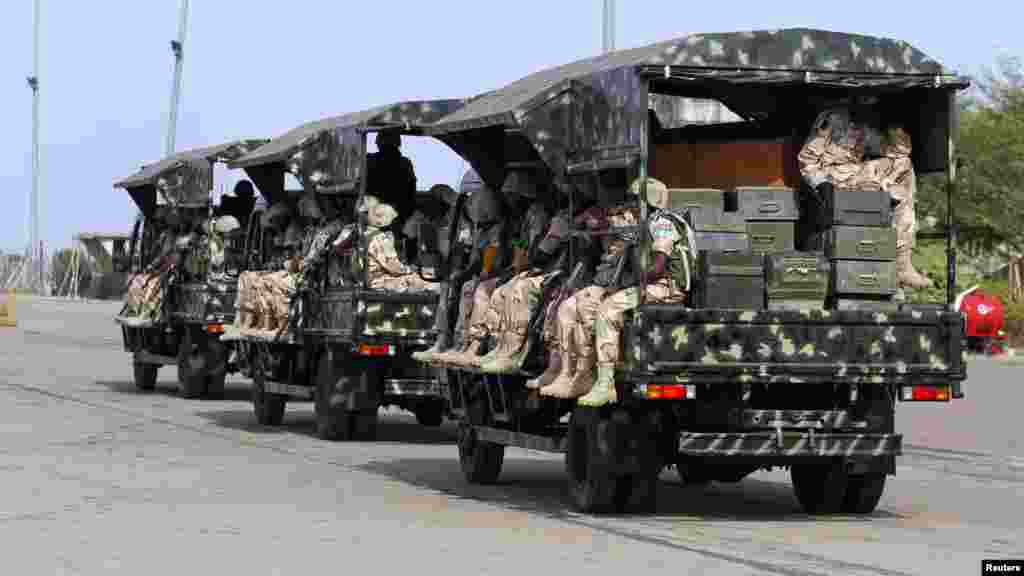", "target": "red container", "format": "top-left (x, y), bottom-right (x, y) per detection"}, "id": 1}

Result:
top-left (959, 290), bottom-right (1005, 339)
